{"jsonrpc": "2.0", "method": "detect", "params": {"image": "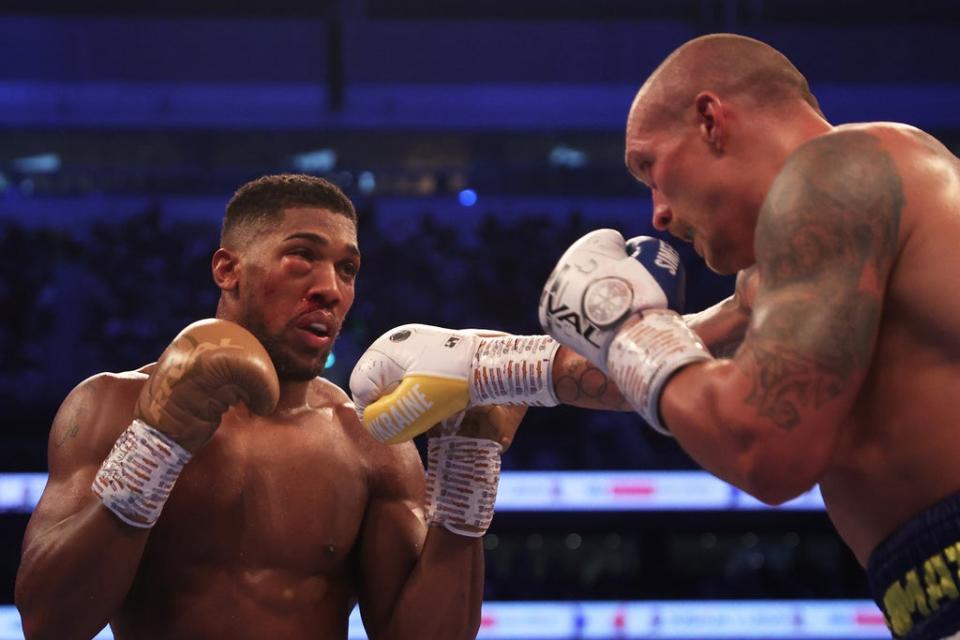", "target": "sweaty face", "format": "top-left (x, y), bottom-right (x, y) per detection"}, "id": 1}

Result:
top-left (234, 207), bottom-right (360, 381)
top-left (625, 110), bottom-right (756, 275)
